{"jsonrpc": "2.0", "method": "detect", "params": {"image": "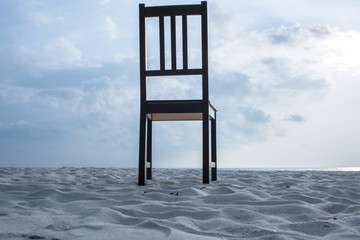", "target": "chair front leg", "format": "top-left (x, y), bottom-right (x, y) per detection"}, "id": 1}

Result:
top-left (138, 111), bottom-right (147, 186)
top-left (146, 116), bottom-right (152, 180)
top-left (202, 113), bottom-right (209, 184)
